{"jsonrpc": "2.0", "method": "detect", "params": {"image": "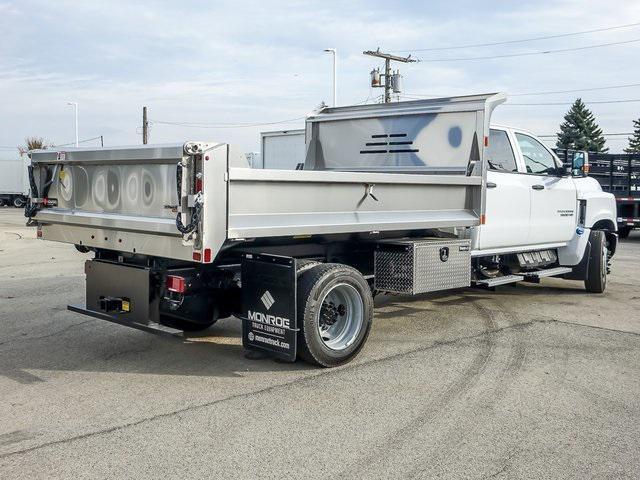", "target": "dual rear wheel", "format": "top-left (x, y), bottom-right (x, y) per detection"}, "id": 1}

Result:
top-left (296, 263), bottom-right (373, 367)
